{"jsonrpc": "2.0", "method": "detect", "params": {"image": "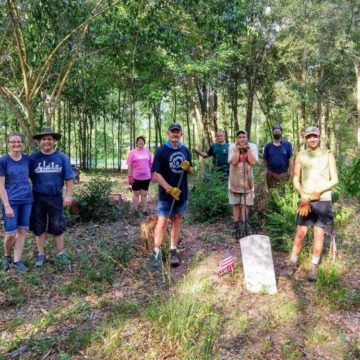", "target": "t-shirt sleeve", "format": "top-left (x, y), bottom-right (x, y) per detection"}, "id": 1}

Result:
top-left (207, 145), bottom-right (214, 157)
top-left (0, 157), bottom-right (7, 177)
top-left (62, 155), bottom-right (75, 180)
top-left (151, 148), bottom-right (163, 173)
